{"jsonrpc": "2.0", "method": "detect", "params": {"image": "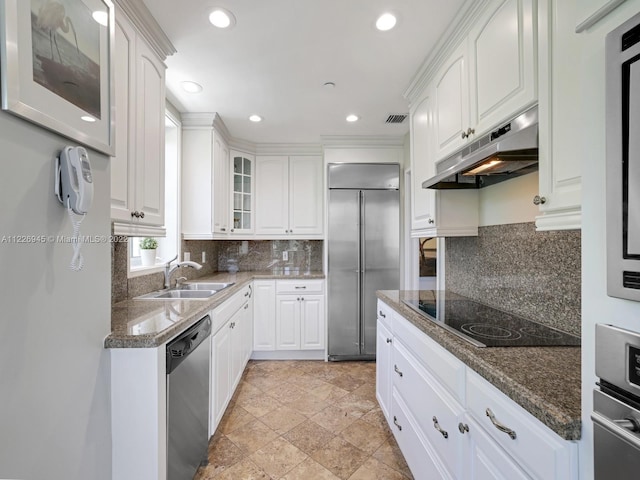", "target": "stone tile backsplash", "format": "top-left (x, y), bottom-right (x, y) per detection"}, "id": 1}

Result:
top-left (445, 223), bottom-right (581, 336)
